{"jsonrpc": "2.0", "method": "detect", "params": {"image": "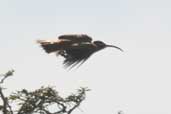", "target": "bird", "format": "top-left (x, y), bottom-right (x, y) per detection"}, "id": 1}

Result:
top-left (37, 34), bottom-right (123, 69)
